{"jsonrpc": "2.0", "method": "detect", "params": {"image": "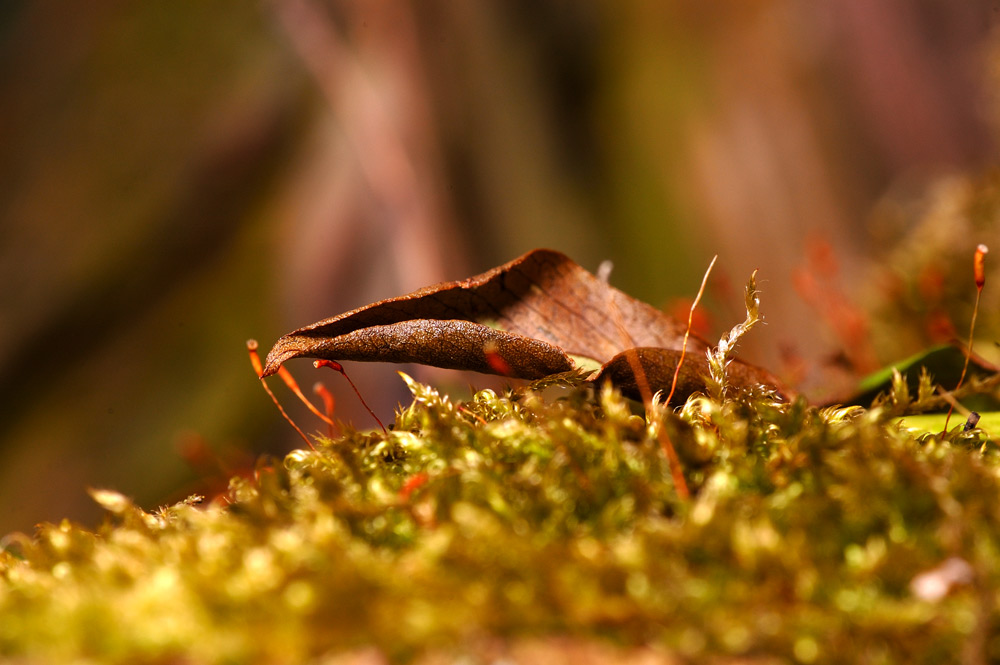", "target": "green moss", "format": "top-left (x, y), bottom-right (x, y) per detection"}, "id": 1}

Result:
top-left (2, 371), bottom-right (1000, 663)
